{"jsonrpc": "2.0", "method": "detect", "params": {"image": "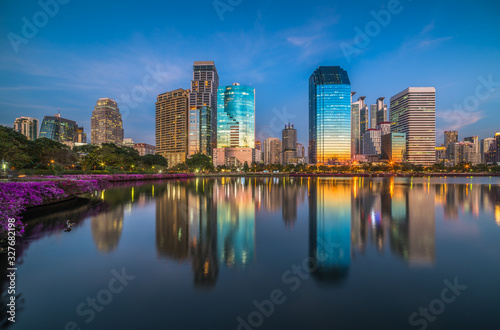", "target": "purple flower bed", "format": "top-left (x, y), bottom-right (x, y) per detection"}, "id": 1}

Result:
top-left (1, 173), bottom-right (193, 237)
top-left (0, 180), bottom-right (102, 237)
